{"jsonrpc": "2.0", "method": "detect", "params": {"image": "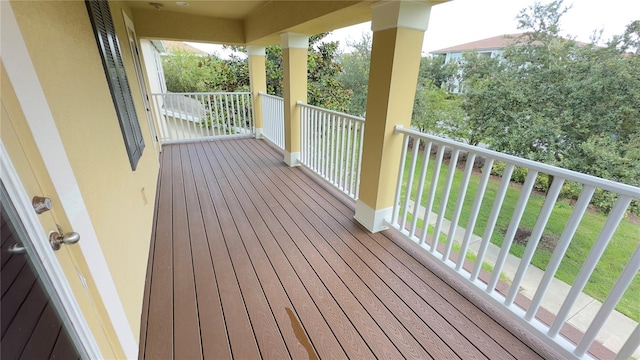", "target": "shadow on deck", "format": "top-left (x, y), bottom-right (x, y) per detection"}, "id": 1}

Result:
top-left (138, 138), bottom-right (551, 359)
